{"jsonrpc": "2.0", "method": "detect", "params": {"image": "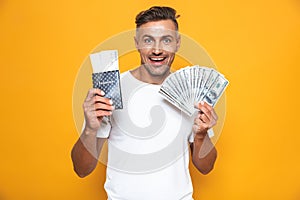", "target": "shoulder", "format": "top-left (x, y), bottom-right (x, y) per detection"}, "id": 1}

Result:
top-left (120, 71), bottom-right (130, 79)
